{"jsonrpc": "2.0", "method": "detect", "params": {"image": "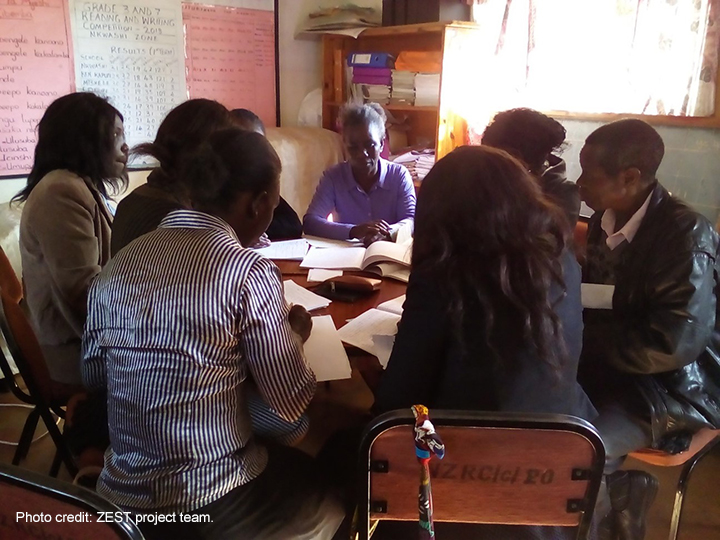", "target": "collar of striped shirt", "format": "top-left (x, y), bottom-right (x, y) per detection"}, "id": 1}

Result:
top-left (159, 208), bottom-right (240, 239)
